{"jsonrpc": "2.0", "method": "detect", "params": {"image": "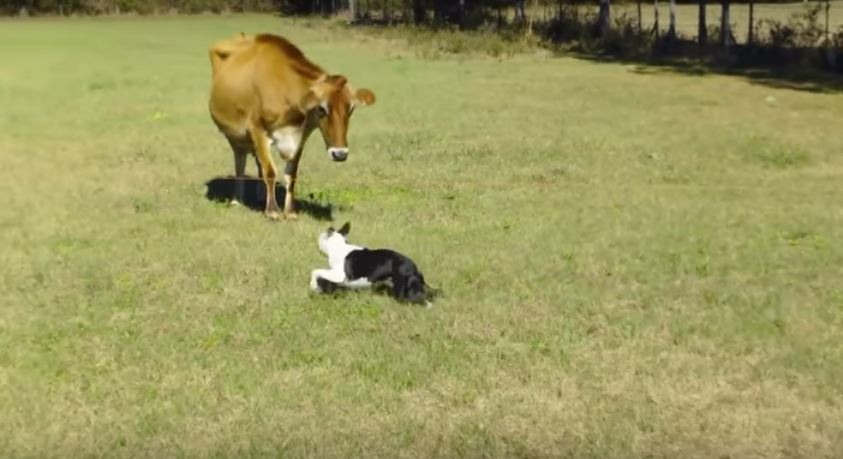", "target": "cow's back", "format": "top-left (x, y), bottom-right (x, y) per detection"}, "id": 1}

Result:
top-left (209, 34), bottom-right (324, 138)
